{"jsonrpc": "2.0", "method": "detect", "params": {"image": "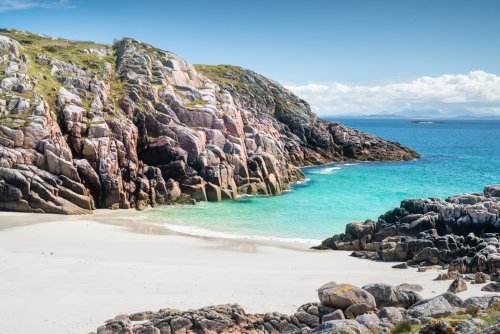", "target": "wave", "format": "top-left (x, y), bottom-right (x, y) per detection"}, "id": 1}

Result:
top-left (309, 166), bottom-right (342, 174)
top-left (158, 223), bottom-right (321, 245)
